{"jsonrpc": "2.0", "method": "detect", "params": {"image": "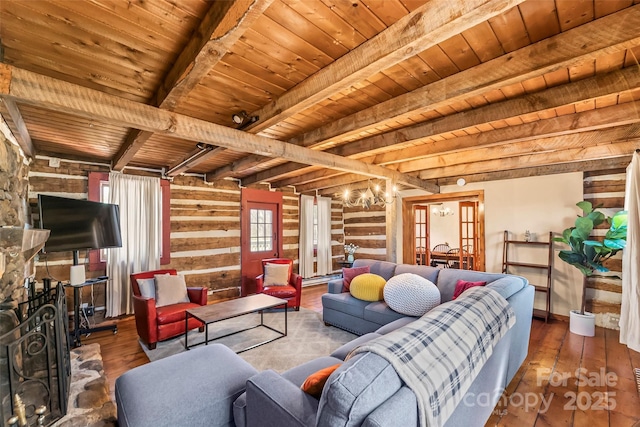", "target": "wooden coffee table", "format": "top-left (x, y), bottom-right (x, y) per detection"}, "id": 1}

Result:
top-left (184, 294), bottom-right (287, 352)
